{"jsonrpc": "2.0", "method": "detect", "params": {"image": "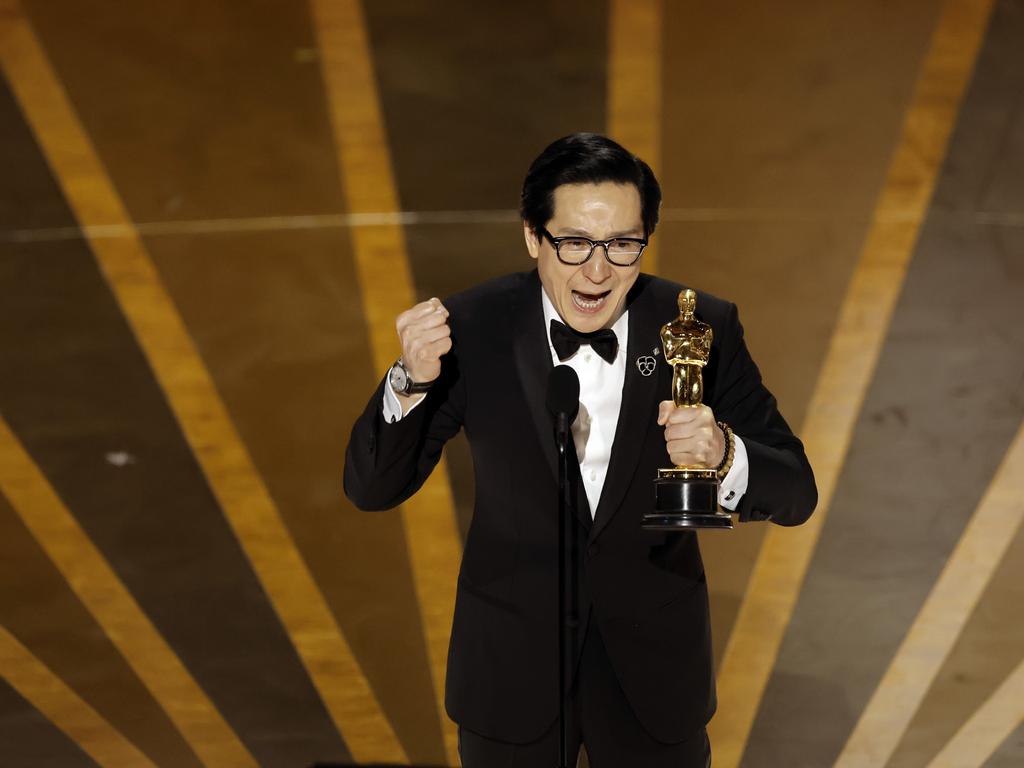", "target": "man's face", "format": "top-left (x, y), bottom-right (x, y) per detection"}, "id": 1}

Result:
top-left (525, 182), bottom-right (644, 333)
